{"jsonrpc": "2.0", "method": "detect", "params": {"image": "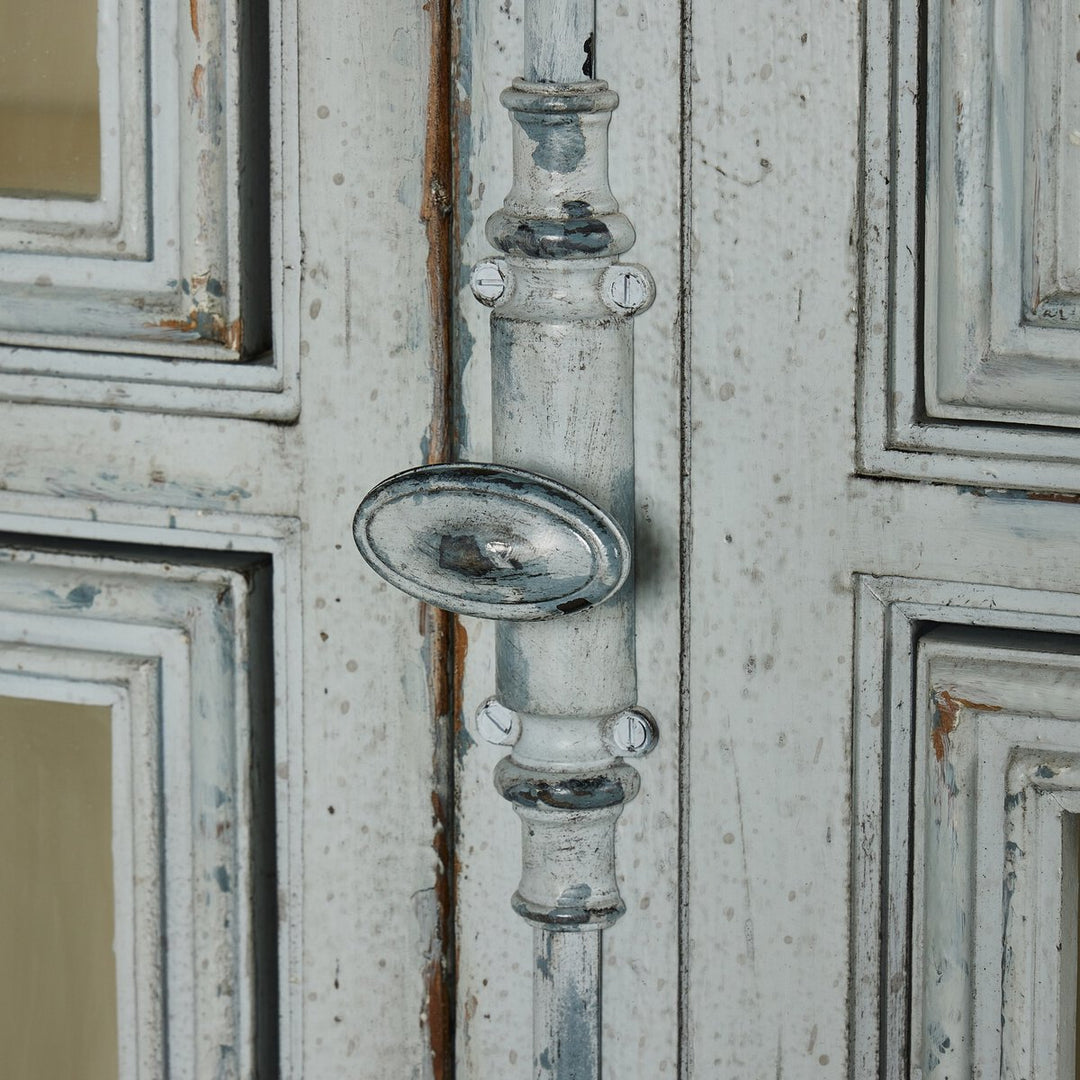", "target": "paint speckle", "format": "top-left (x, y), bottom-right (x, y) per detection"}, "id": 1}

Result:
top-left (213, 865), bottom-right (231, 893)
top-left (333, 173), bottom-right (345, 186)
top-left (723, 831), bottom-right (735, 844)
top-left (309, 299), bottom-right (322, 320)
top-left (62, 584), bottom-right (100, 609)
top-left (317, 105), bottom-right (330, 119)
top-left (718, 382), bottom-right (735, 400)
top-left (582, 33), bottom-right (594, 78)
